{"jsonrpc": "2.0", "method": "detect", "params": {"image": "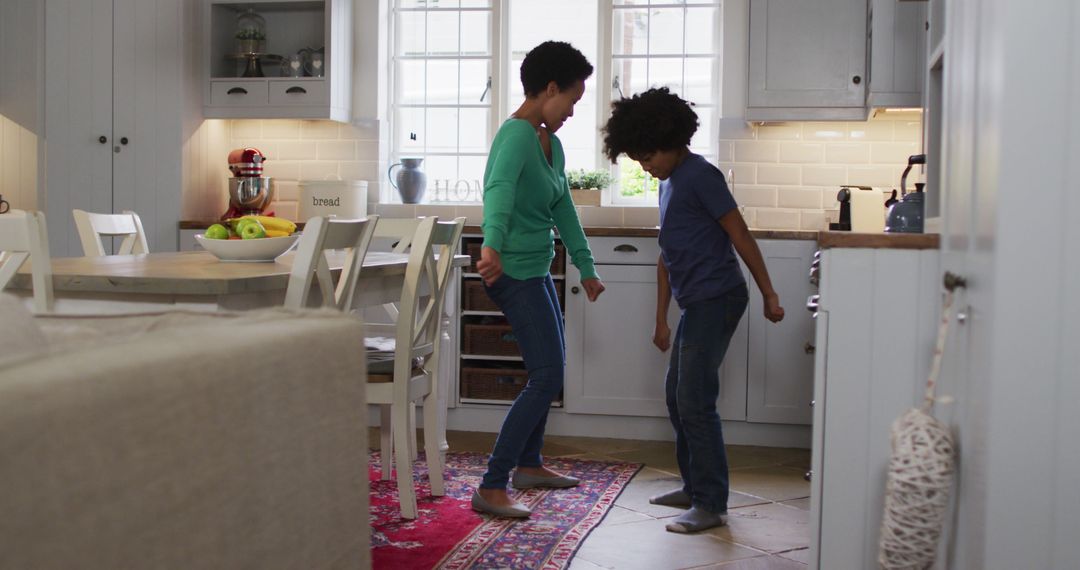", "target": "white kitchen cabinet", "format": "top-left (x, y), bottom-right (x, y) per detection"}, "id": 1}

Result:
top-left (746, 239), bottom-right (817, 424)
top-left (807, 245), bottom-right (940, 570)
top-left (203, 0), bottom-right (352, 122)
top-left (43, 0), bottom-right (186, 257)
top-left (747, 0), bottom-right (869, 121)
top-left (868, 0), bottom-right (928, 108)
